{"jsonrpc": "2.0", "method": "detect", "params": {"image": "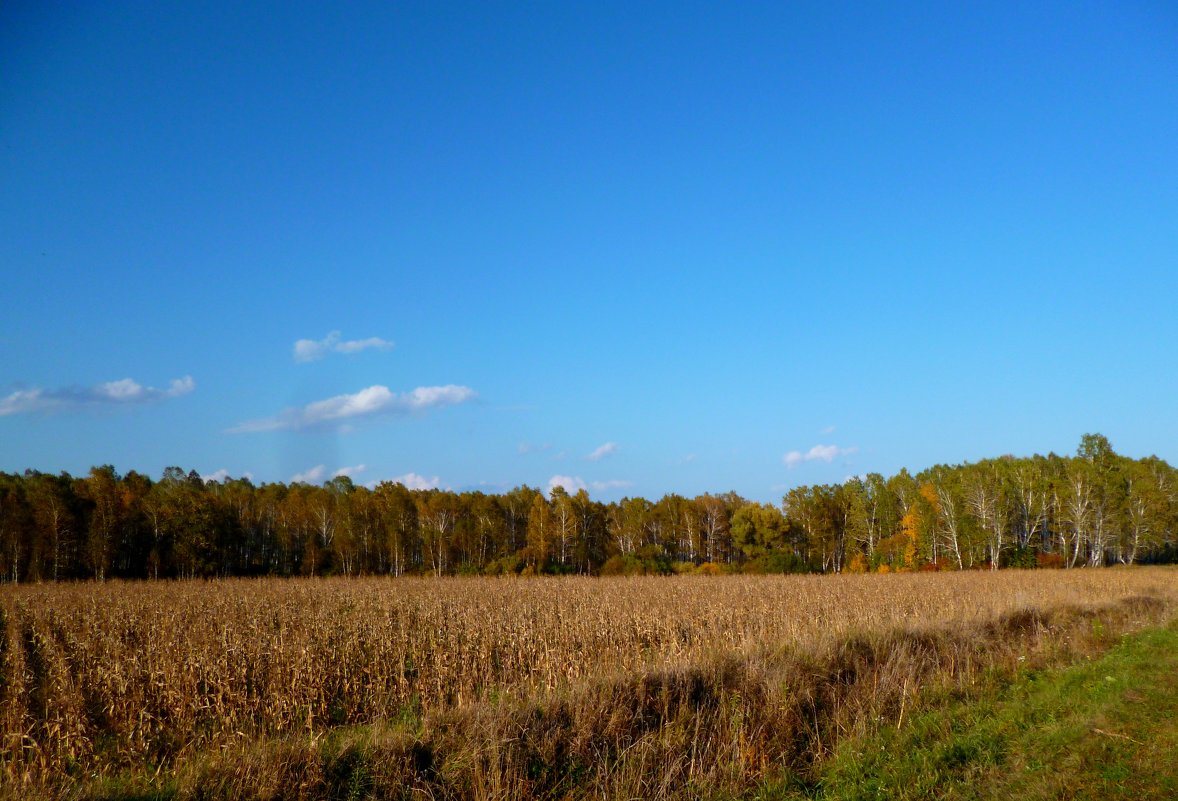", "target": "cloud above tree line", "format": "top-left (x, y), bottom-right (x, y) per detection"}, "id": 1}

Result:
top-left (293, 331), bottom-right (393, 362)
top-left (547, 475), bottom-right (633, 495)
top-left (783, 444), bottom-right (858, 469)
top-left (288, 464), bottom-right (369, 484)
top-left (384, 472), bottom-right (441, 490)
top-left (229, 384), bottom-right (476, 432)
top-left (0, 375), bottom-right (194, 416)
top-left (586, 441), bottom-right (618, 461)
top-left (199, 468), bottom-right (255, 483)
